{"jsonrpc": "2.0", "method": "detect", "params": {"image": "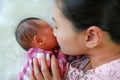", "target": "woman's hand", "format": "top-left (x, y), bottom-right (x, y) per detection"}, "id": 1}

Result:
top-left (29, 53), bottom-right (64, 80)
